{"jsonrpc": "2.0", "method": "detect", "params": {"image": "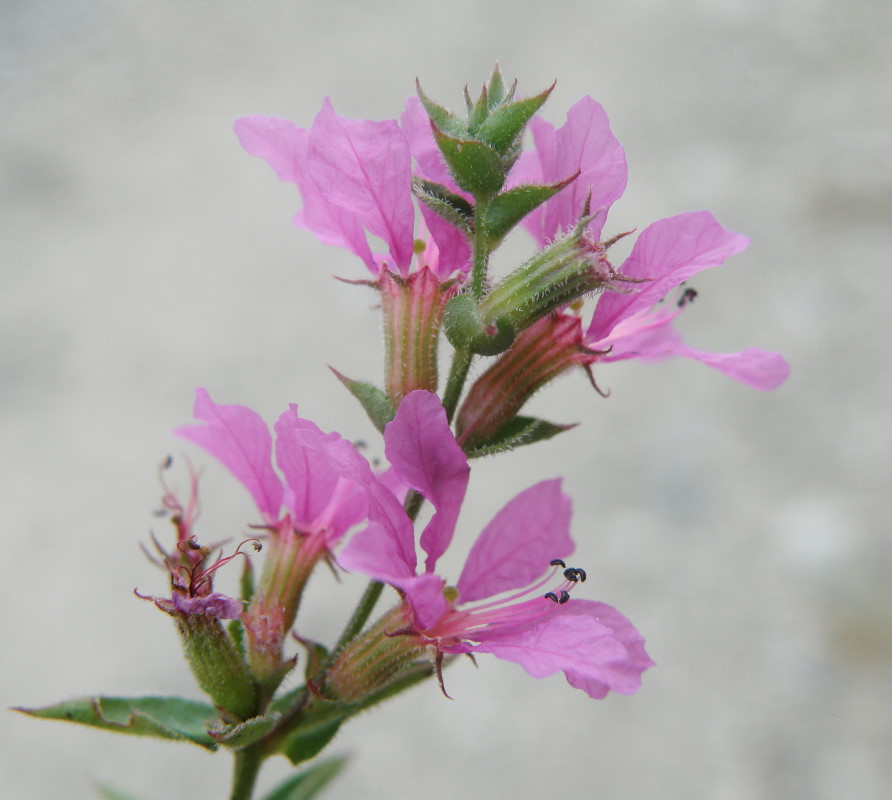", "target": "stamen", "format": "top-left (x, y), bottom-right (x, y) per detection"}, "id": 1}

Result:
top-left (544, 592), bottom-right (559, 603)
top-left (550, 558), bottom-right (566, 568)
top-left (558, 590), bottom-right (570, 604)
